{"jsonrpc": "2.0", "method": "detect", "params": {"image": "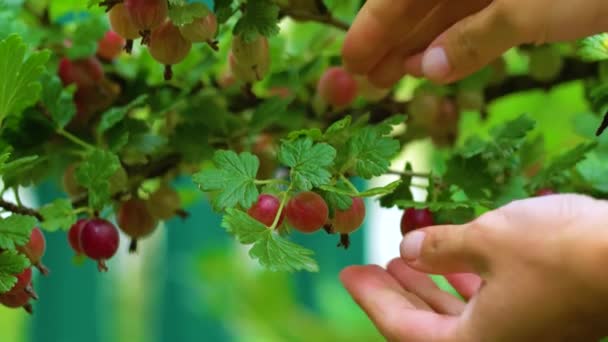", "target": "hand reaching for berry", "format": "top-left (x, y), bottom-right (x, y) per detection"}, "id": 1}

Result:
top-left (342, 0), bottom-right (608, 86)
top-left (341, 194), bottom-right (608, 341)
